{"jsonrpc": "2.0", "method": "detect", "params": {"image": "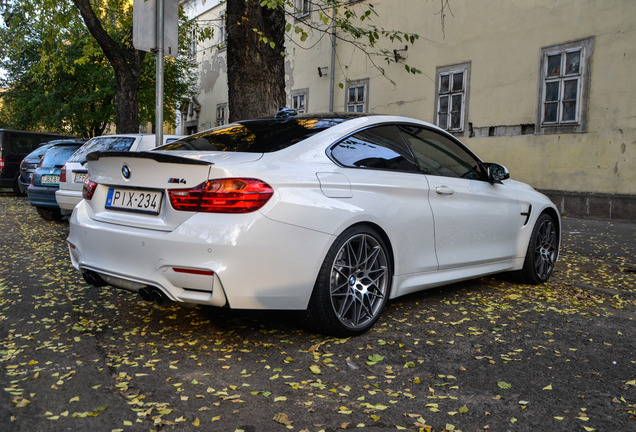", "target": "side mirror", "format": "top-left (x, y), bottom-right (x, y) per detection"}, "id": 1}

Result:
top-left (485, 163), bottom-right (510, 183)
